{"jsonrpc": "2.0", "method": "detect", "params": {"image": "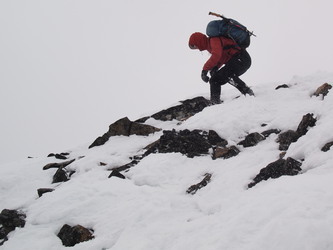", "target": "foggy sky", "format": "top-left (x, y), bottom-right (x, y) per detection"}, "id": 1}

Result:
top-left (1, 0), bottom-right (333, 163)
